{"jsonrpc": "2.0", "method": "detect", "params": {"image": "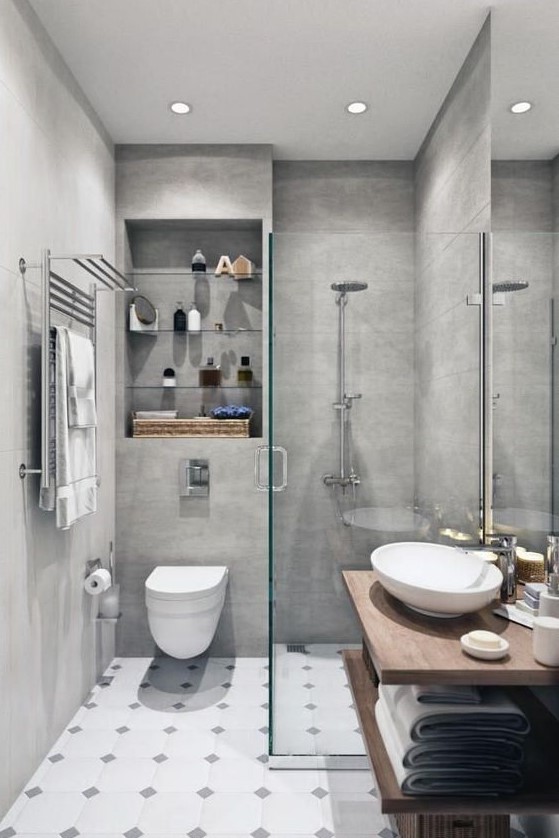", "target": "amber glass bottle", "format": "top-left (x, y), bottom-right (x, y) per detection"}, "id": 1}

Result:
top-left (199, 357), bottom-right (221, 387)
